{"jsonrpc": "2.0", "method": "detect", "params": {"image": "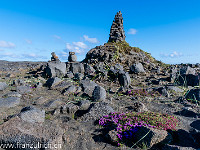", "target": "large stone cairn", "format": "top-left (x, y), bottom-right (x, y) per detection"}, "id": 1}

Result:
top-left (108, 11), bottom-right (126, 43)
